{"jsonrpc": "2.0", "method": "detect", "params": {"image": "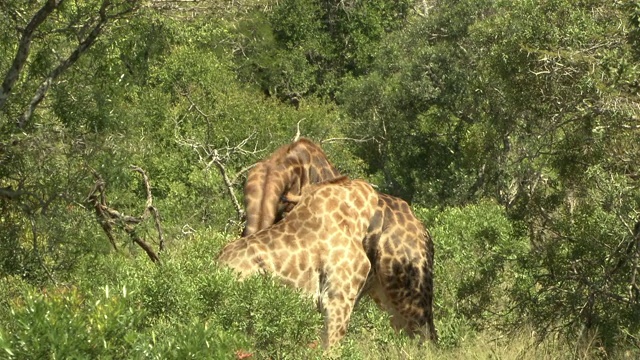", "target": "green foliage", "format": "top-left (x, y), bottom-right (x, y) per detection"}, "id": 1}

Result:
top-left (3, 283), bottom-right (245, 359)
top-left (416, 201), bottom-right (529, 347)
top-left (0, 231), bottom-right (324, 359)
top-left (510, 165), bottom-right (640, 351)
top-left (233, 0), bottom-right (412, 100)
top-left (7, 284), bottom-right (145, 358)
top-left (2, 0), bottom-right (640, 356)
top-left (0, 2), bottom-right (350, 282)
